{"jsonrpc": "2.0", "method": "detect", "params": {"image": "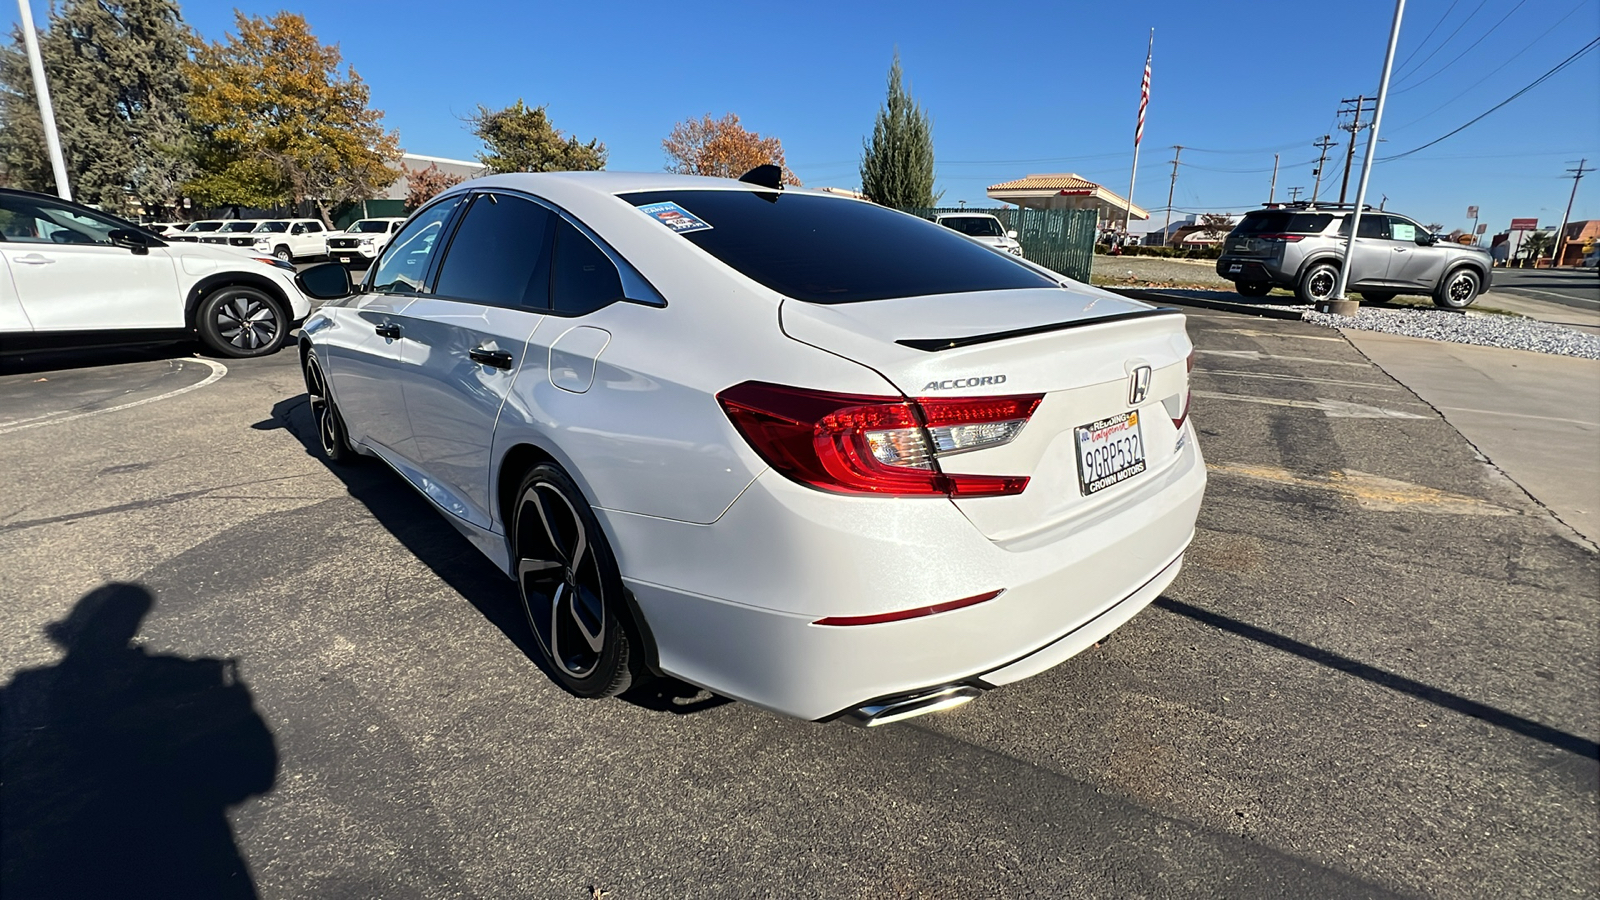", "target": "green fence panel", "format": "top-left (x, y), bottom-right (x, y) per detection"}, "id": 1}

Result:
top-left (901, 206), bottom-right (1097, 283)
top-left (333, 199), bottom-right (407, 230)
